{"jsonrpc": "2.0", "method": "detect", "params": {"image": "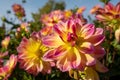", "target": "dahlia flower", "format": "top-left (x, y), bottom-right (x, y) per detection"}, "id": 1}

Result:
top-left (41, 10), bottom-right (64, 27)
top-left (43, 18), bottom-right (105, 72)
top-left (17, 32), bottom-right (51, 75)
top-left (0, 54), bottom-right (17, 80)
top-left (40, 10), bottom-right (64, 36)
top-left (93, 2), bottom-right (120, 22)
